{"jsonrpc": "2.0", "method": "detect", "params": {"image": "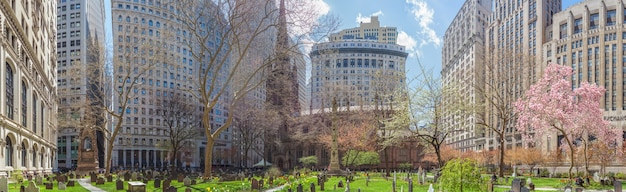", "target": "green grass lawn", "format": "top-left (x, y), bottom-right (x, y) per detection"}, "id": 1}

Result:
top-left (7, 180), bottom-right (90, 192)
top-left (96, 178), bottom-right (254, 192)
